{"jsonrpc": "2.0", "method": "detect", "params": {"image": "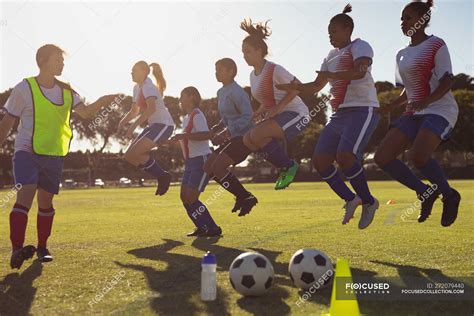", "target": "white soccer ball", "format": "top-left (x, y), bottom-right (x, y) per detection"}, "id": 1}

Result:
top-left (289, 249), bottom-right (333, 290)
top-left (229, 252), bottom-right (274, 296)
